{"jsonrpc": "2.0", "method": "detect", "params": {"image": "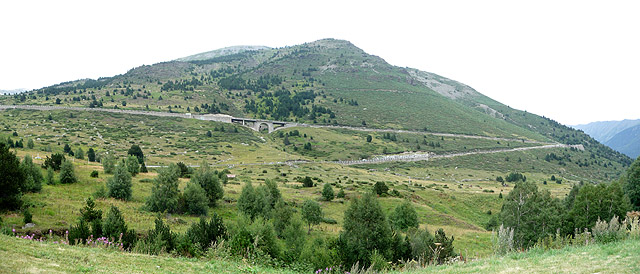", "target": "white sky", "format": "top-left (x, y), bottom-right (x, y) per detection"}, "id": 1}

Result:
top-left (1, 0), bottom-right (639, 125)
